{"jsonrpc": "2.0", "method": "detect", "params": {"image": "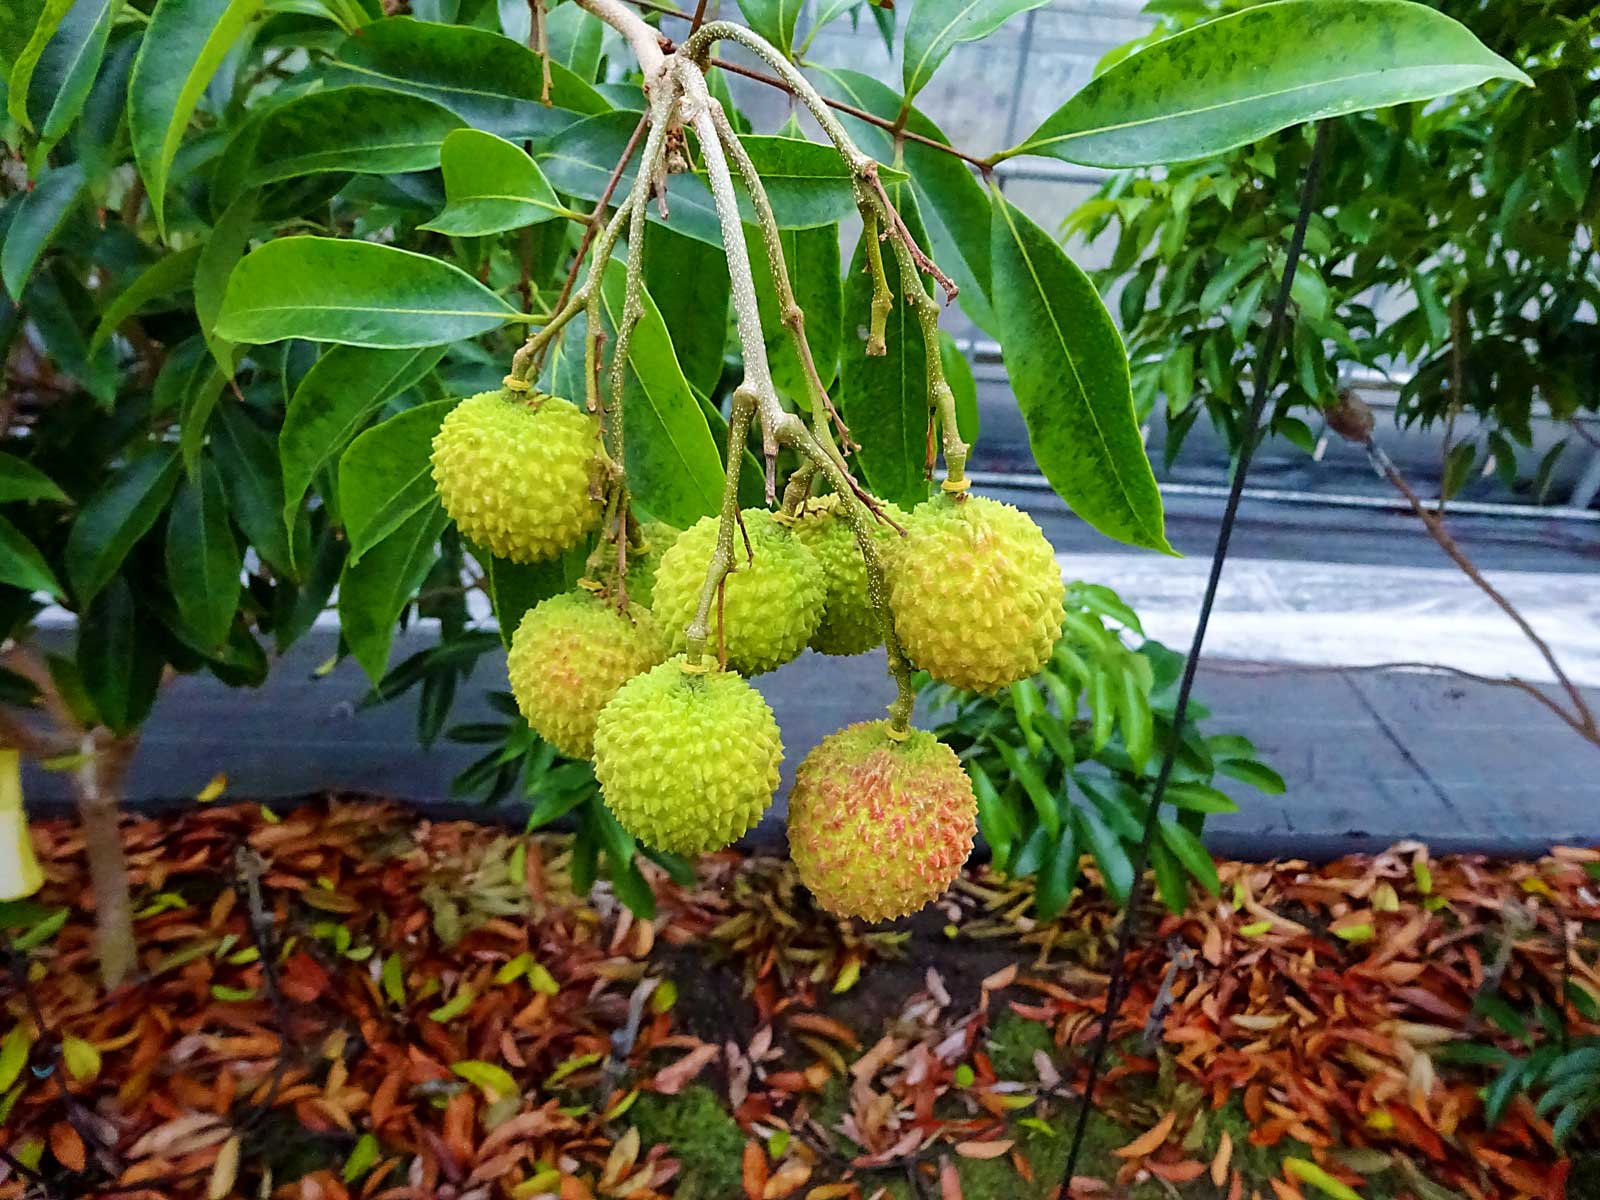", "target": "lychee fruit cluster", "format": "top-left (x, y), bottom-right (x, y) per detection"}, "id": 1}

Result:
top-left (592, 657), bottom-right (782, 856)
top-left (507, 590), bottom-right (668, 759)
top-left (886, 493), bottom-right (1065, 693)
top-left (790, 494), bottom-right (904, 657)
top-left (431, 389), bottom-right (601, 563)
top-left (650, 508), bottom-right (826, 675)
top-left (786, 721), bottom-right (977, 921)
